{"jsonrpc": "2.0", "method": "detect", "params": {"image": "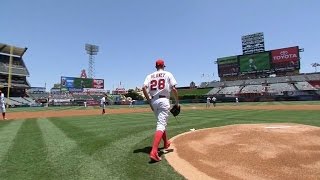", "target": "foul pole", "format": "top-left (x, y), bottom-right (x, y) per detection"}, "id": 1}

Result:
top-left (7, 46), bottom-right (14, 108)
